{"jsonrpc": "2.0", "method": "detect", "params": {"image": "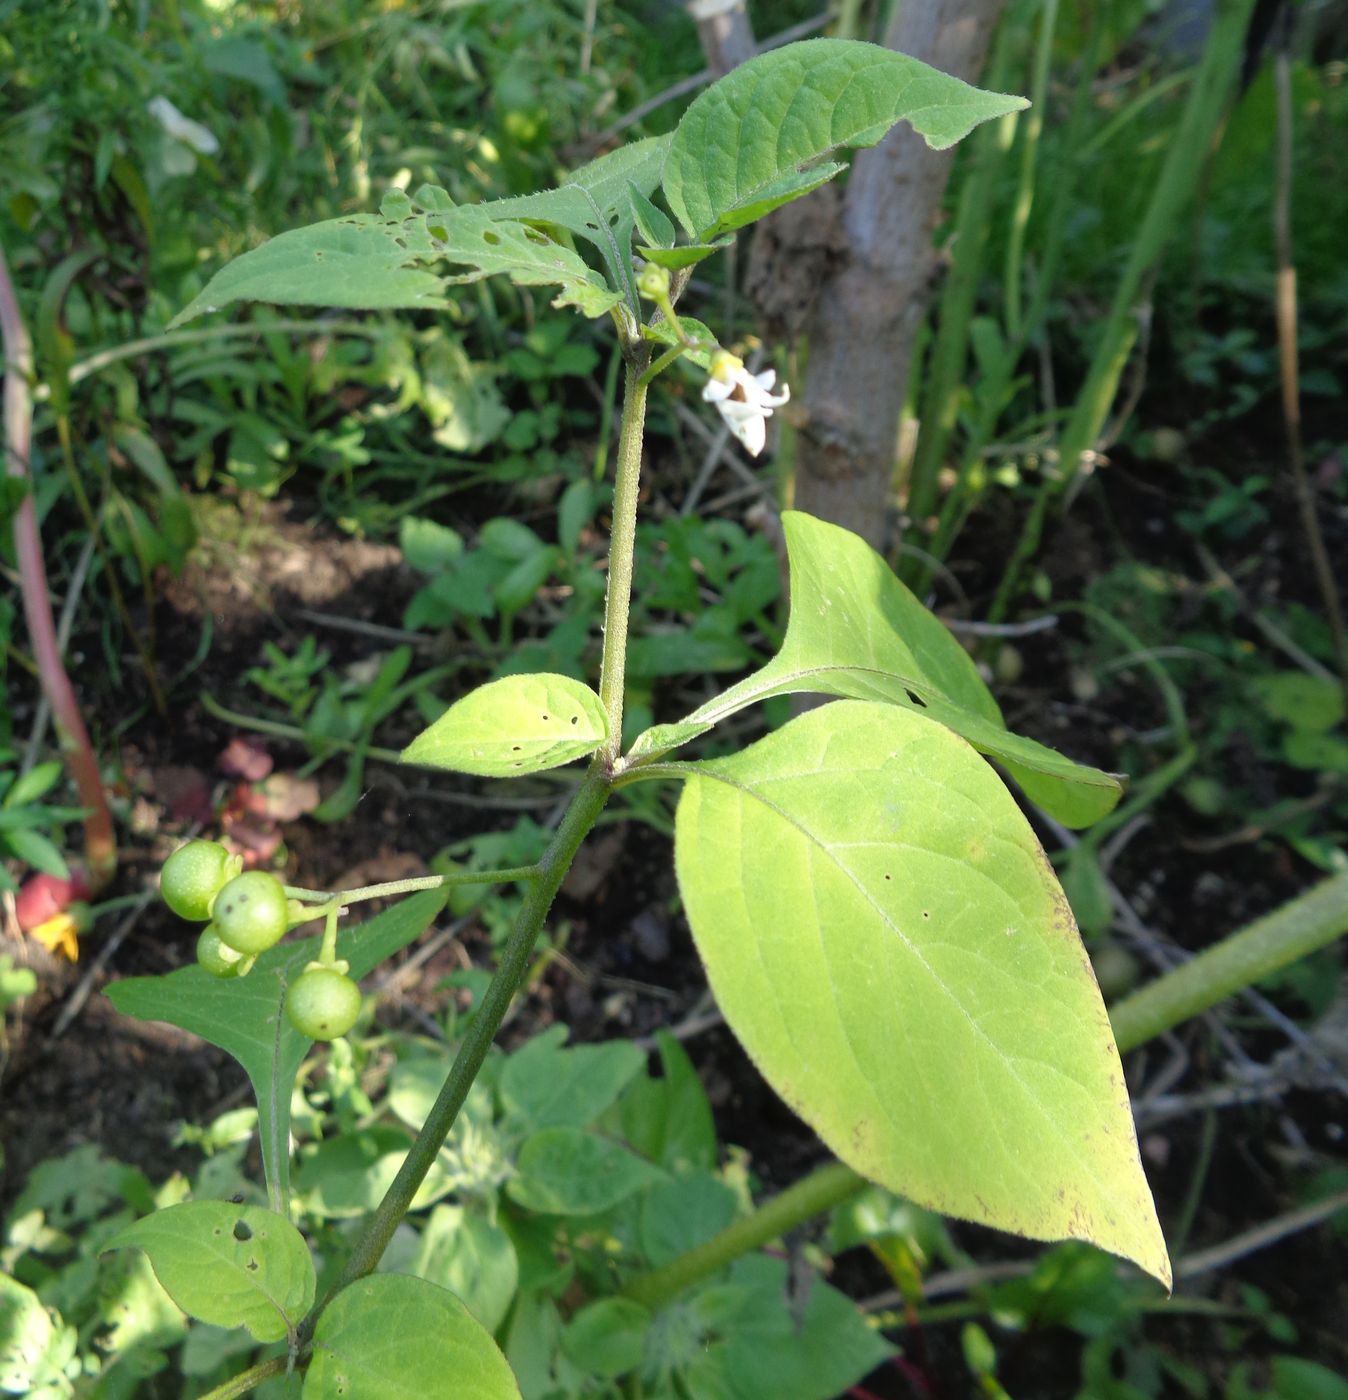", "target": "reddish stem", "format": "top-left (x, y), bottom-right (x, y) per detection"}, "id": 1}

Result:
top-left (1, 242), bottom-right (116, 892)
